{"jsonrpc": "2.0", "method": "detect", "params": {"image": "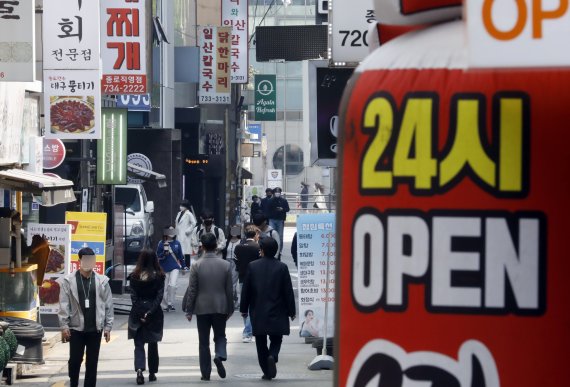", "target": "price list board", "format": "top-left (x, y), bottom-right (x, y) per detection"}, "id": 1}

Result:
top-left (296, 213), bottom-right (336, 338)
